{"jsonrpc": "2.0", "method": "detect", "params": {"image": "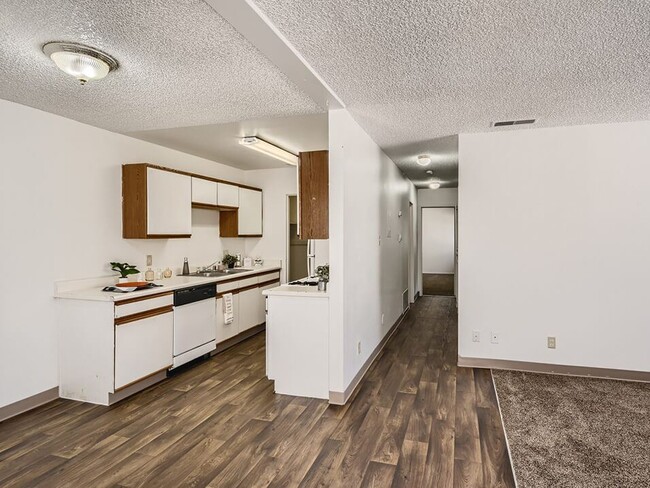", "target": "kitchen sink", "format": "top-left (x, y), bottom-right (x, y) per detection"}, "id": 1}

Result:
top-left (188, 268), bottom-right (252, 277)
